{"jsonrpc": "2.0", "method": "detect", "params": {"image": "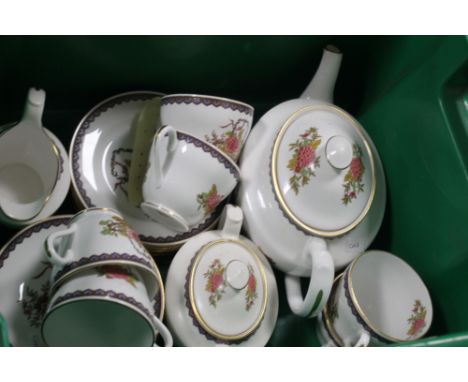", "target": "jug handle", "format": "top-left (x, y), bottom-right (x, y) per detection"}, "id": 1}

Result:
top-left (149, 125), bottom-right (178, 188)
top-left (45, 224), bottom-right (77, 266)
top-left (284, 237), bottom-right (334, 317)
